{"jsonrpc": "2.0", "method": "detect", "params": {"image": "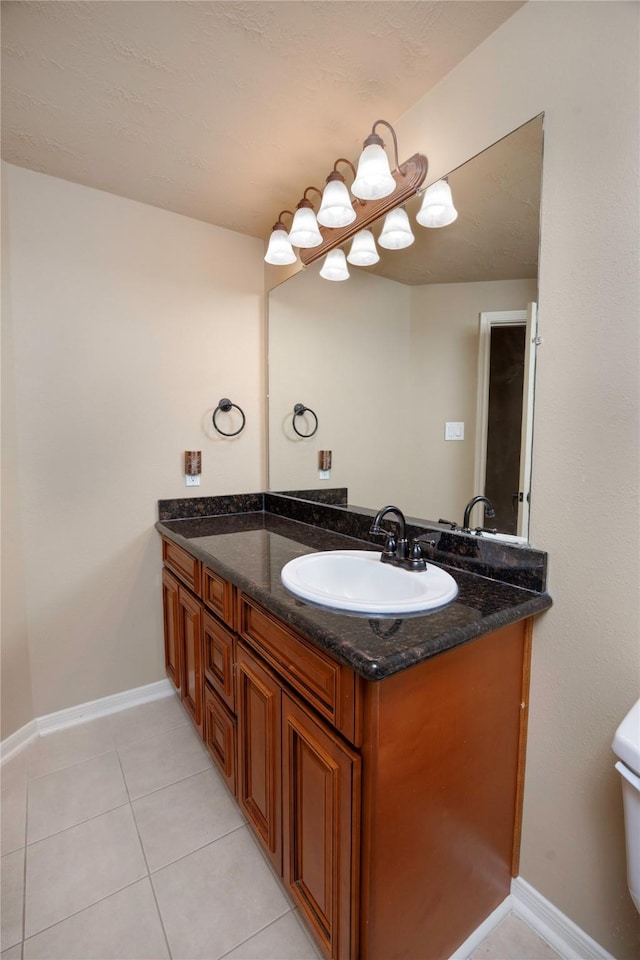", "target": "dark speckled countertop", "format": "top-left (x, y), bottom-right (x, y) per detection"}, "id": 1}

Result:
top-left (156, 499), bottom-right (552, 682)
